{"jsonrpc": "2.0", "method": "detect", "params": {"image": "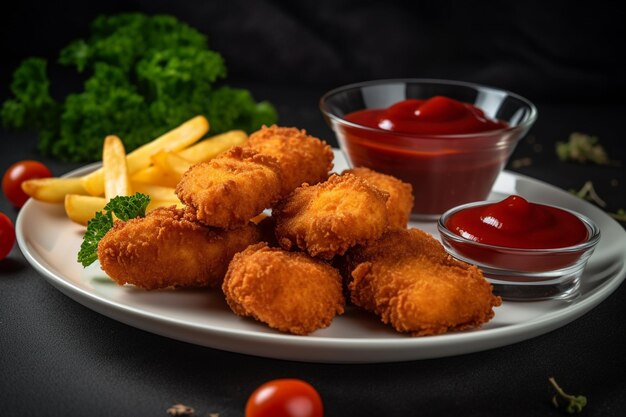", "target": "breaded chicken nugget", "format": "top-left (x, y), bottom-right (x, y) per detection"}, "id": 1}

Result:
top-left (97, 207), bottom-right (260, 289)
top-left (342, 167), bottom-right (414, 229)
top-left (222, 242), bottom-right (345, 335)
top-left (346, 228), bottom-right (501, 336)
top-left (175, 146), bottom-right (282, 229)
top-left (247, 125), bottom-right (334, 197)
top-left (273, 173), bottom-right (389, 260)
